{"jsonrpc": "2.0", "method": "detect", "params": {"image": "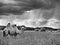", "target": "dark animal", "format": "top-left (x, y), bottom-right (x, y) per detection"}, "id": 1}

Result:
top-left (3, 31), bottom-right (8, 37)
top-left (8, 30), bottom-right (18, 37)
